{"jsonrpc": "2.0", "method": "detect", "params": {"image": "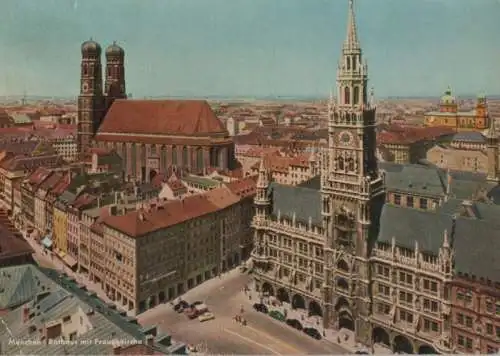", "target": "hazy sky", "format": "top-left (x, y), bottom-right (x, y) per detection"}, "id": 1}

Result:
top-left (0, 0), bottom-right (499, 98)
